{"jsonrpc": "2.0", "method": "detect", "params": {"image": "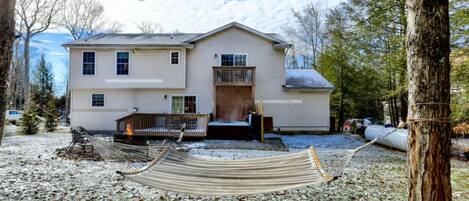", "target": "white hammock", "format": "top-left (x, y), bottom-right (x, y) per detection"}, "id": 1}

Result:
top-left (82, 129), bottom-right (394, 196)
